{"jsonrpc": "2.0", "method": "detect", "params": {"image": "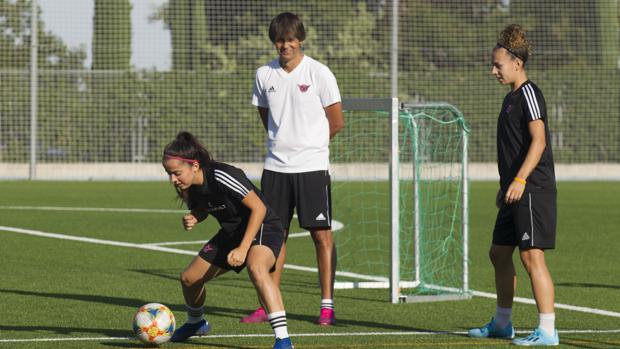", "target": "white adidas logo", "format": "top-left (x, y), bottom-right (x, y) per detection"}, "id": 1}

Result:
top-left (316, 213), bottom-right (326, 221)
top-left (522, 232), bottom-right (530, 240)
